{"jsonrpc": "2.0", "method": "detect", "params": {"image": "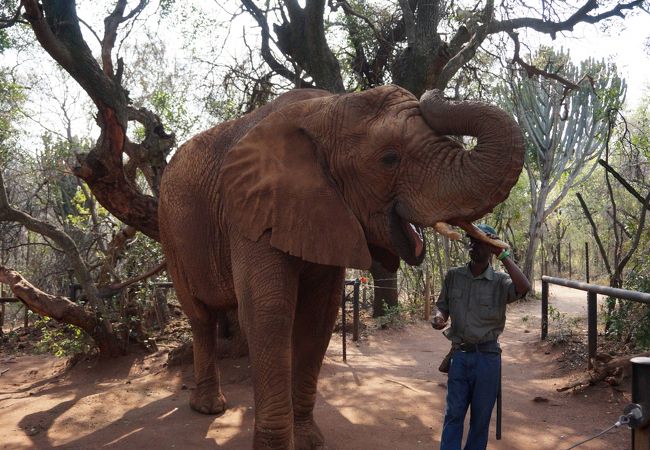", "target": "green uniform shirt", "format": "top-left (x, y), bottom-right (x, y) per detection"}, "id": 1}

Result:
top-left (436, 263), bottom-right (523, 344)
